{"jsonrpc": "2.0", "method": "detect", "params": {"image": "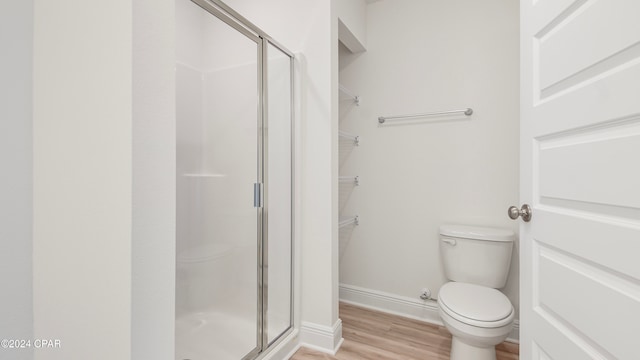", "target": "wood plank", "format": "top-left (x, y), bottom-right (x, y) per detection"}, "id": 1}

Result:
top-left (290, 302), bottom-right (519, 360)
